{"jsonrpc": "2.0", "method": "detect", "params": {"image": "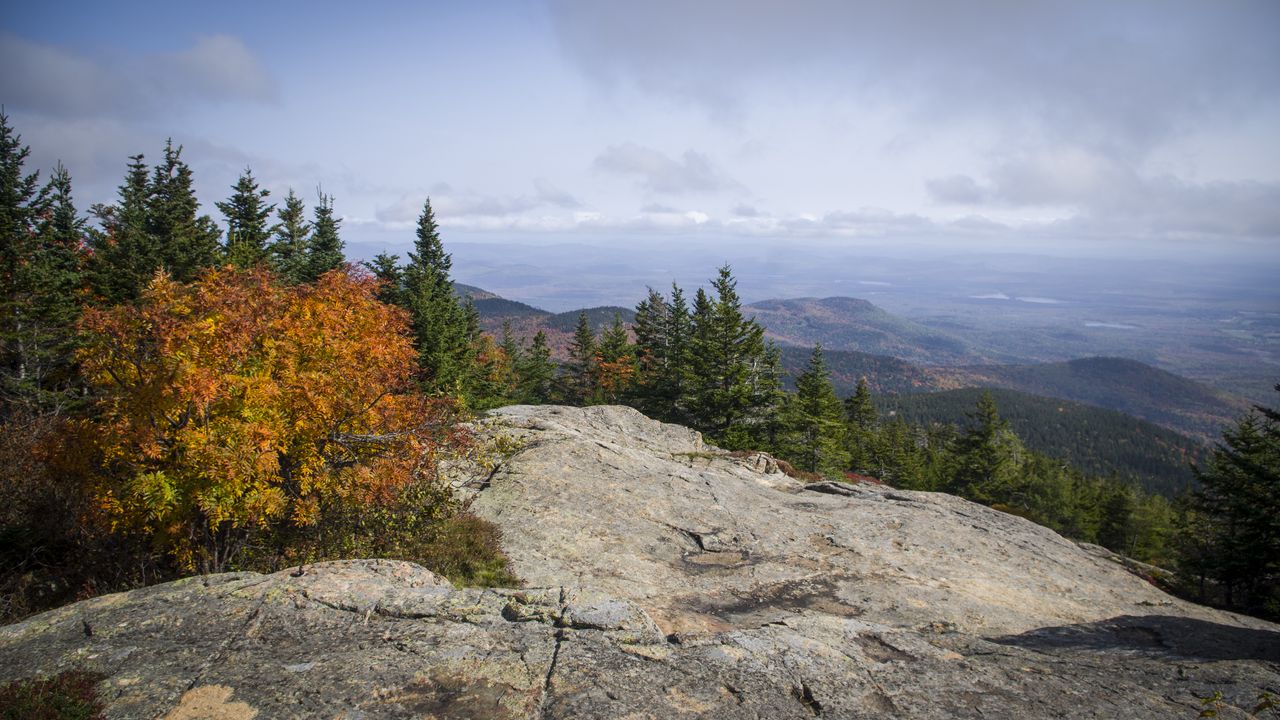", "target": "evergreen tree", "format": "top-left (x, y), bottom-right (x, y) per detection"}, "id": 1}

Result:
top-left (13, 163), bottom-right (86, 409)
top-left (564, 311), bottom-right (597, 404)
top-left (364, 252), bottom-right (404, 307)
top-left (402, 198), bottom-right (471, 392)
top-left (948, 392), bottom-right (1027, 504)
top-left (781, 344), bottom-right (848, 473)
top-left (515, 330), bottom-right (555, 404)
top-left (1097, 484), bottom-right (1138, 555)
top-left (0, 114), bottom-right (52, 411)
top-left (595, 313), bottom-right (635, 404)
top-left (498, 320), bottom-right (522, 399)
top-left (663, 284), bottom-right (693, 421)
top-left (88, 154), bottom-right (156, 303)
top-left (1181, 388), bottom-right (1280, 613)
top-left (269, 189), bottom-right (311, 283)
top-left (686, 265), bottom-right (780, 448)
top-left (147, 140), bottom-right (221, 281)
top-left (217, 168), bottom-right (275, 268)
top-left (301, 190), bottom-right (345, 282)
top-left (632, 287), bottom-right (669, 408)
top-left (844, 377), bottom-right (880, 475)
